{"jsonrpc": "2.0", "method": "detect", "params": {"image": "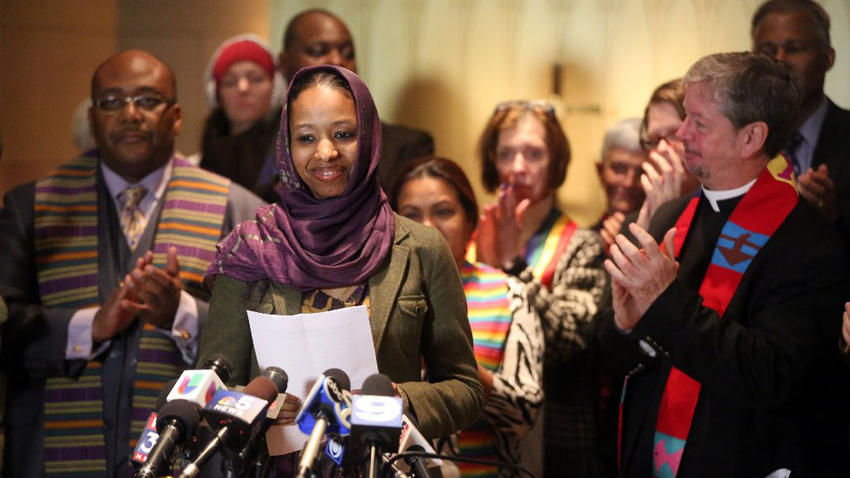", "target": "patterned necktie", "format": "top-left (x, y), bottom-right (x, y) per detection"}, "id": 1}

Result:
top-left (117, 185), bottom-right (148, 251)
top-left (782, 132), bottom-right (804, 176)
